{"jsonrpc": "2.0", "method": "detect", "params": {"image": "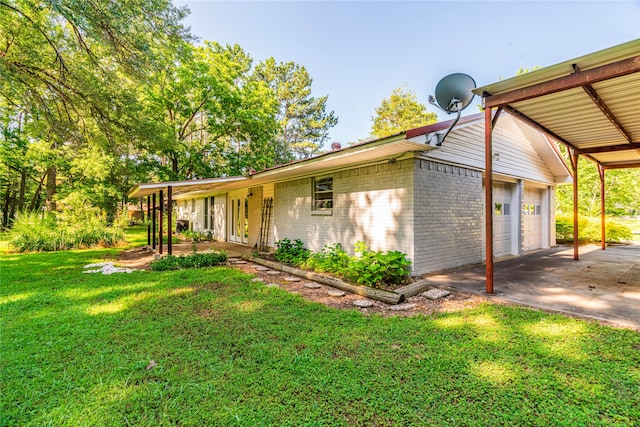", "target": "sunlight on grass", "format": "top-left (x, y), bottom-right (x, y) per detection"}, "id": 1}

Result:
top-left (87, 291), bottom-right (155, 315)
top-left (433, 315), bottom-right (466, 329)
top-left (232, 299), bottom-right (265, 313)
top-left (469, 360), bottom-right (517, 386)
top-left (0, 292), bottom-right (34, 305)
top-left (525, 319), bottom-right (587, 337)
top-left (59, 281), bottom-right (159, 300)
top-left (167, 287), bottom-right (195, 296)
top-left (524, 319), bottom-right (588, 360)
top-left (468, 313), bottom-right (504, 342)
